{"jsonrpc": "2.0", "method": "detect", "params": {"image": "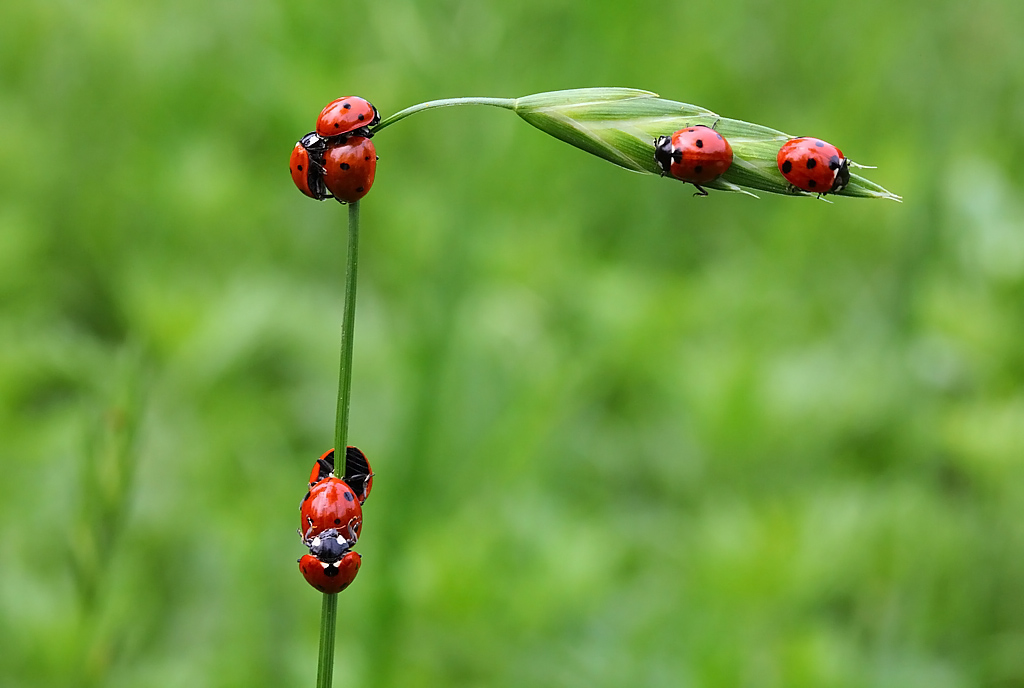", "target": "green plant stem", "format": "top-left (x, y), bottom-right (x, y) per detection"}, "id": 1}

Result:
top-left (317, 200), bottom-right (361, 688)
top-left (333, 200), bottom-right (360, 477)
top-left (316, 592), bottom-right (338, 688)
top-left (371, 97), bottom-right (516, 134)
